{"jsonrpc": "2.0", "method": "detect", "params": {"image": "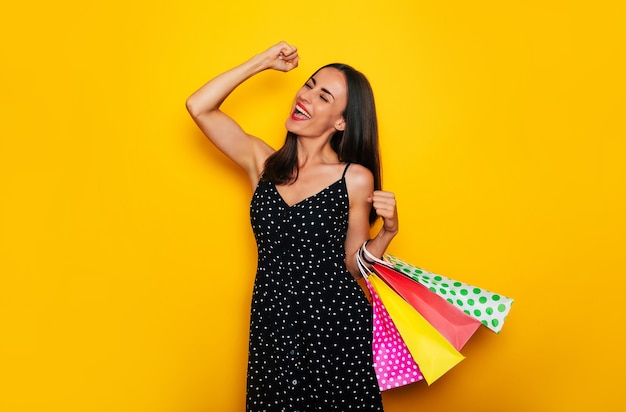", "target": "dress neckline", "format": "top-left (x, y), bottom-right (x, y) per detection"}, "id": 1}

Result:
top-left (272, 178), bottom-right (344, 208)
top-left (269, 162), bottom-right (351, 208)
